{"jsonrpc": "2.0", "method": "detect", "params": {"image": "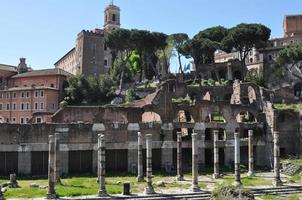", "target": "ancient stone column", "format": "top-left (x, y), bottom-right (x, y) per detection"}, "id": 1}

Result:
top-left (247, 130), bottom-right (254, 177)
top-left (144, 134), bottom-right (155, 195)
top-left (234, 132), bottom-right (241, 186)
top-left (192, 132), bottom-right (200, 192)
top-left (176, 131), bottom-right (184, 181)
top-left (46, 135), bottom-right (56, 199)
top-left (273, 131), bottom-right (282, 187)
top-left (0, 186), bottom-right (3, 200)
top-left (213, 130), bottom-right (220, 179)
top-left (54, 133), bottom-right (61, 184)
top-left (98, 134), bottom-right (107, 197)
top-left (137, 132), bottom-right (144, 182)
